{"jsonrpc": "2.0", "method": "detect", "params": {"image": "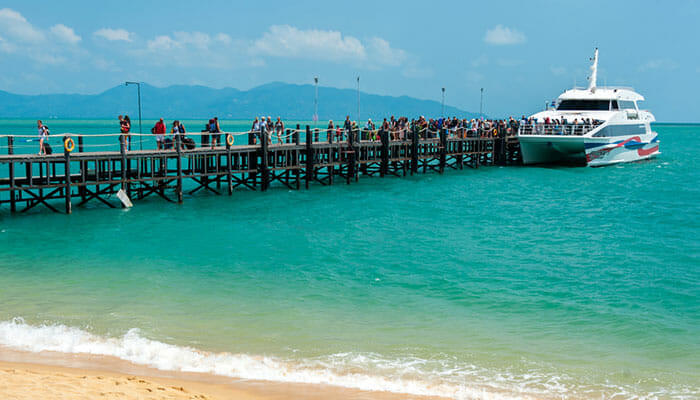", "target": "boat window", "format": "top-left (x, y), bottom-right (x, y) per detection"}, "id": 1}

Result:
top-left (557, 100), bottom-right (611, 111)
top-left (592, 124), bottom-right (647, 137)
top-left (610, 100), bottom-right (619, 110)
top-left (619, 100), bottom-right (636, 110)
